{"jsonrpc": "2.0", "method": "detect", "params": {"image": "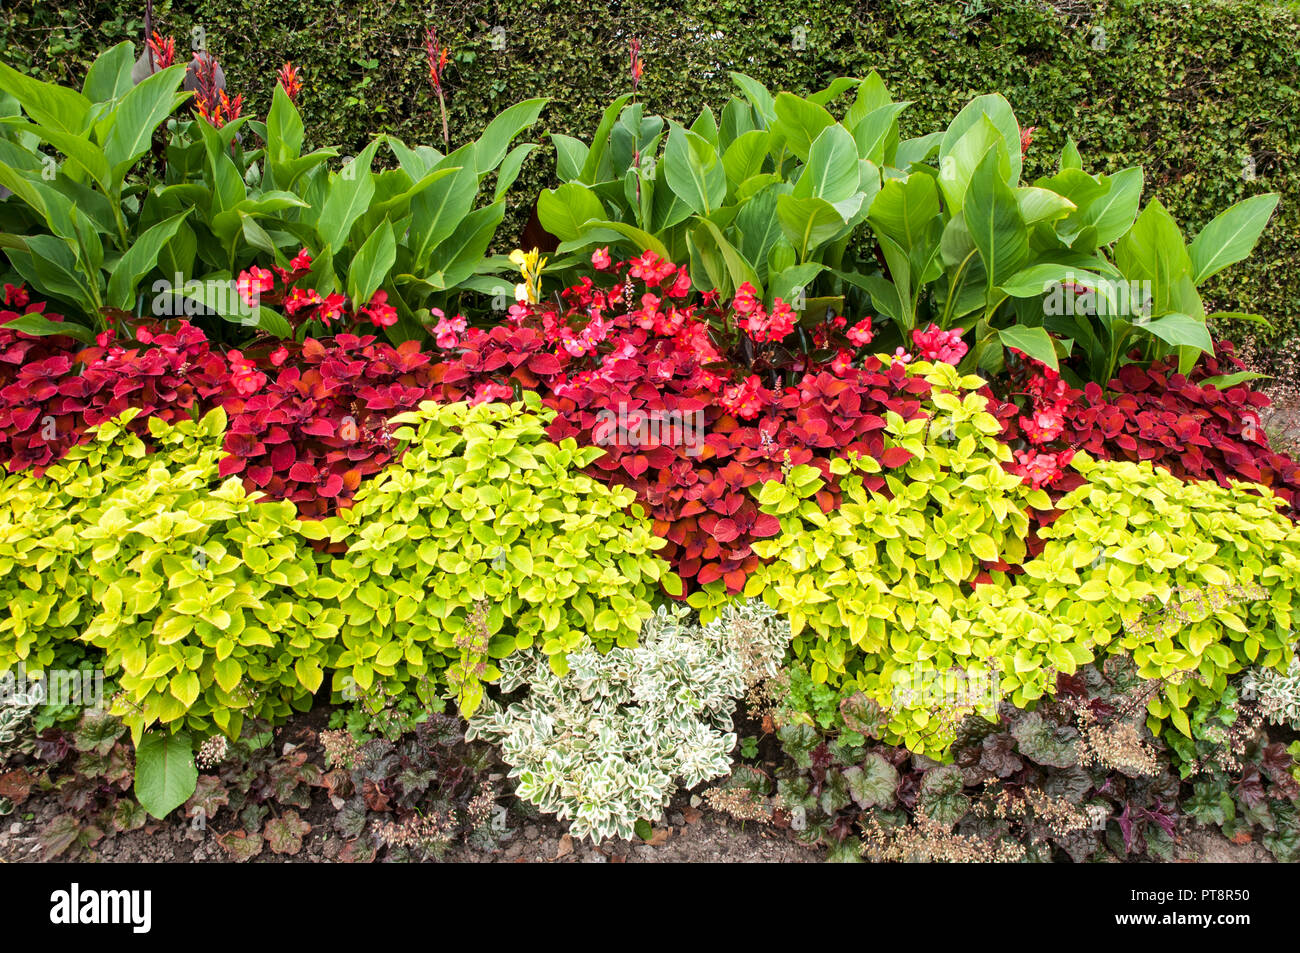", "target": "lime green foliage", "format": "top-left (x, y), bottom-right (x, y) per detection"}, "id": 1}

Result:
top-left (1024, 453), bottom-right (1300, 737)
top-left (0, 409), bottom-right (339, 743)
top-left (312, 393), bottom-right (678, 715)
top-left (0, 468), bottom-right (92, 673)
top-left (728, 360), bottom-right (1063, 753)
top-left (725, 368), bottom-right (1300, 754)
